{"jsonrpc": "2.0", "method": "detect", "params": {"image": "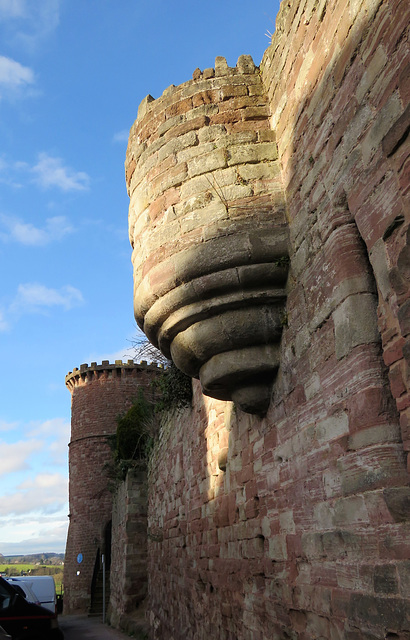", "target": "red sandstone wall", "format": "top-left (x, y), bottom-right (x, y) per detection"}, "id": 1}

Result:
top-left (110, 466), bottom-right (148, 629)
top-left (147, 386), bottom-right (408, 638)
top-left (143, 0), bottom-right (410, 638)
top-left (64, 361), bottom-right (159, 614)
top-left (261, 0), bottom-right (409, 471)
